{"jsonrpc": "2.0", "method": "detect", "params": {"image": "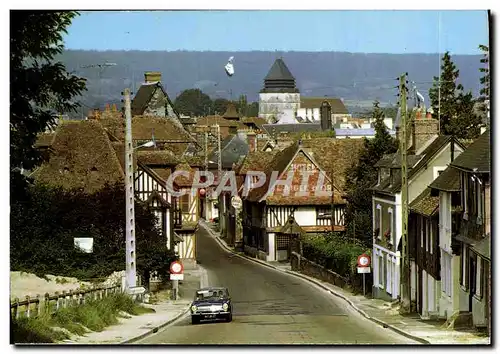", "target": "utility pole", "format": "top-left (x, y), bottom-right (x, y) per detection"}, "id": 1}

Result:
top-left (123, 88), bottom-right (137, 291)
top-left (330, 170), bottom-right (335, 234)
top-left (399, 73), bottom-right (411, 312)
top-left (216, 124), bottom-right (222, 175)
